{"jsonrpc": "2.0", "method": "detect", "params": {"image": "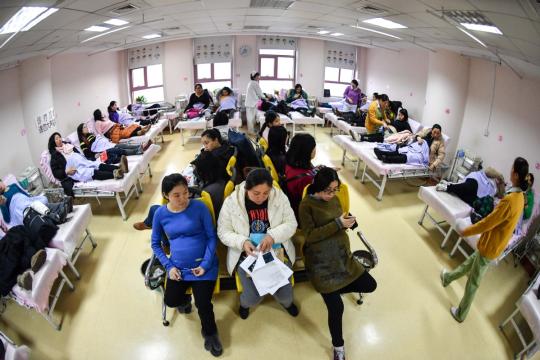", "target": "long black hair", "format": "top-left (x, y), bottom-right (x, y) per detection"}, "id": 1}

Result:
top-left (422, 124), bottom-right (442, 147)
top-left (48, 132), bottom-right (62, 154)
top-left (220, 87), bottom-right (233, 98)
top-left (107, 101), bottom-right (117, 114)
top-left (201, 128), bottom-right (223, 145)
top-left (267, 126), bottom-right (288, 156)
top-left (398, 108), bottom-right (408, 121)
top-left (245, 168), bottom-right (273, 190)
top-left (191, 151), bottom-right (222, 186)
top-left (93, 109), bottom-right (104, 121)
top-left (513, 157), bottom-right (530, 191)
top-left (259, 110), bottom-right (279, 137)
top-left (286, 133), bottom-right (315, 169)
top-left (308, 166), bottom-right (341, 195)
top-left (77, 123), bottom-right (90, 146)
